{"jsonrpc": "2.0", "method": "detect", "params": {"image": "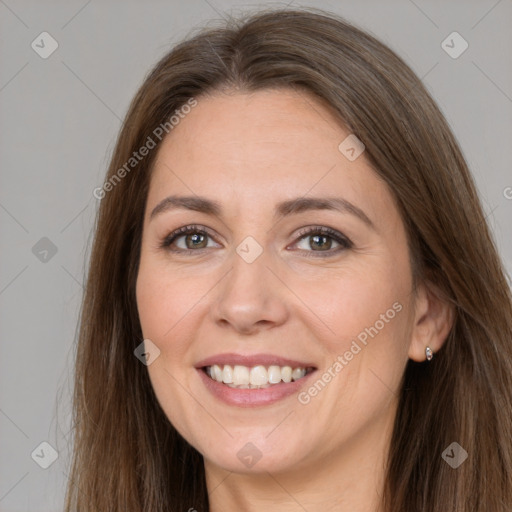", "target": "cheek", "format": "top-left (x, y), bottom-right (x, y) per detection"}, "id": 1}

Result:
top-left (135, 256), bottom-right (209, 371)
top-left (136, 271), bottom-right (168, 339)
top-left (135, 258), bottom-right (187, 355)
top-left (289, 259), bottom-right (409, 346)
top-left (136, 245), bottom-right (191, 330)
top-left (136, 263), bottom-right (198, 434)
top-left (315, 267), bottom-right (412, 409)
top-left (287, 255), bottom-right (413, 415)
